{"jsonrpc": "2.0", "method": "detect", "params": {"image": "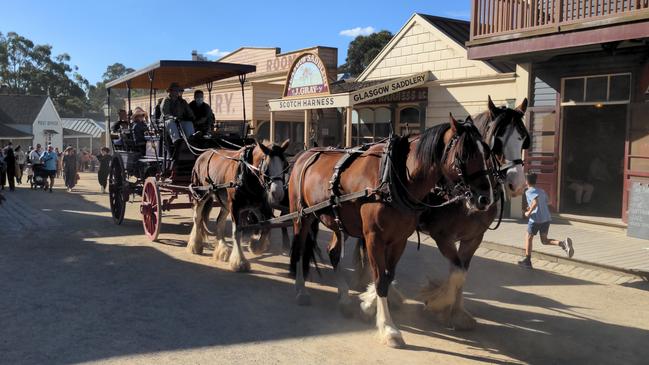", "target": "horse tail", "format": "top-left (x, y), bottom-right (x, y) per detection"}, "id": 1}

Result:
top-left (289, 218), bottom-right (320, 278)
